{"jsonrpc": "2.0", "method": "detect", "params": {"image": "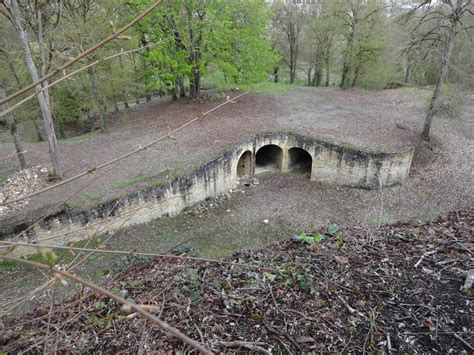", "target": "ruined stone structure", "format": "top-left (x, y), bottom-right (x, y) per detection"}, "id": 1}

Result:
top-left (3, 132), bottom-right (414, 254)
